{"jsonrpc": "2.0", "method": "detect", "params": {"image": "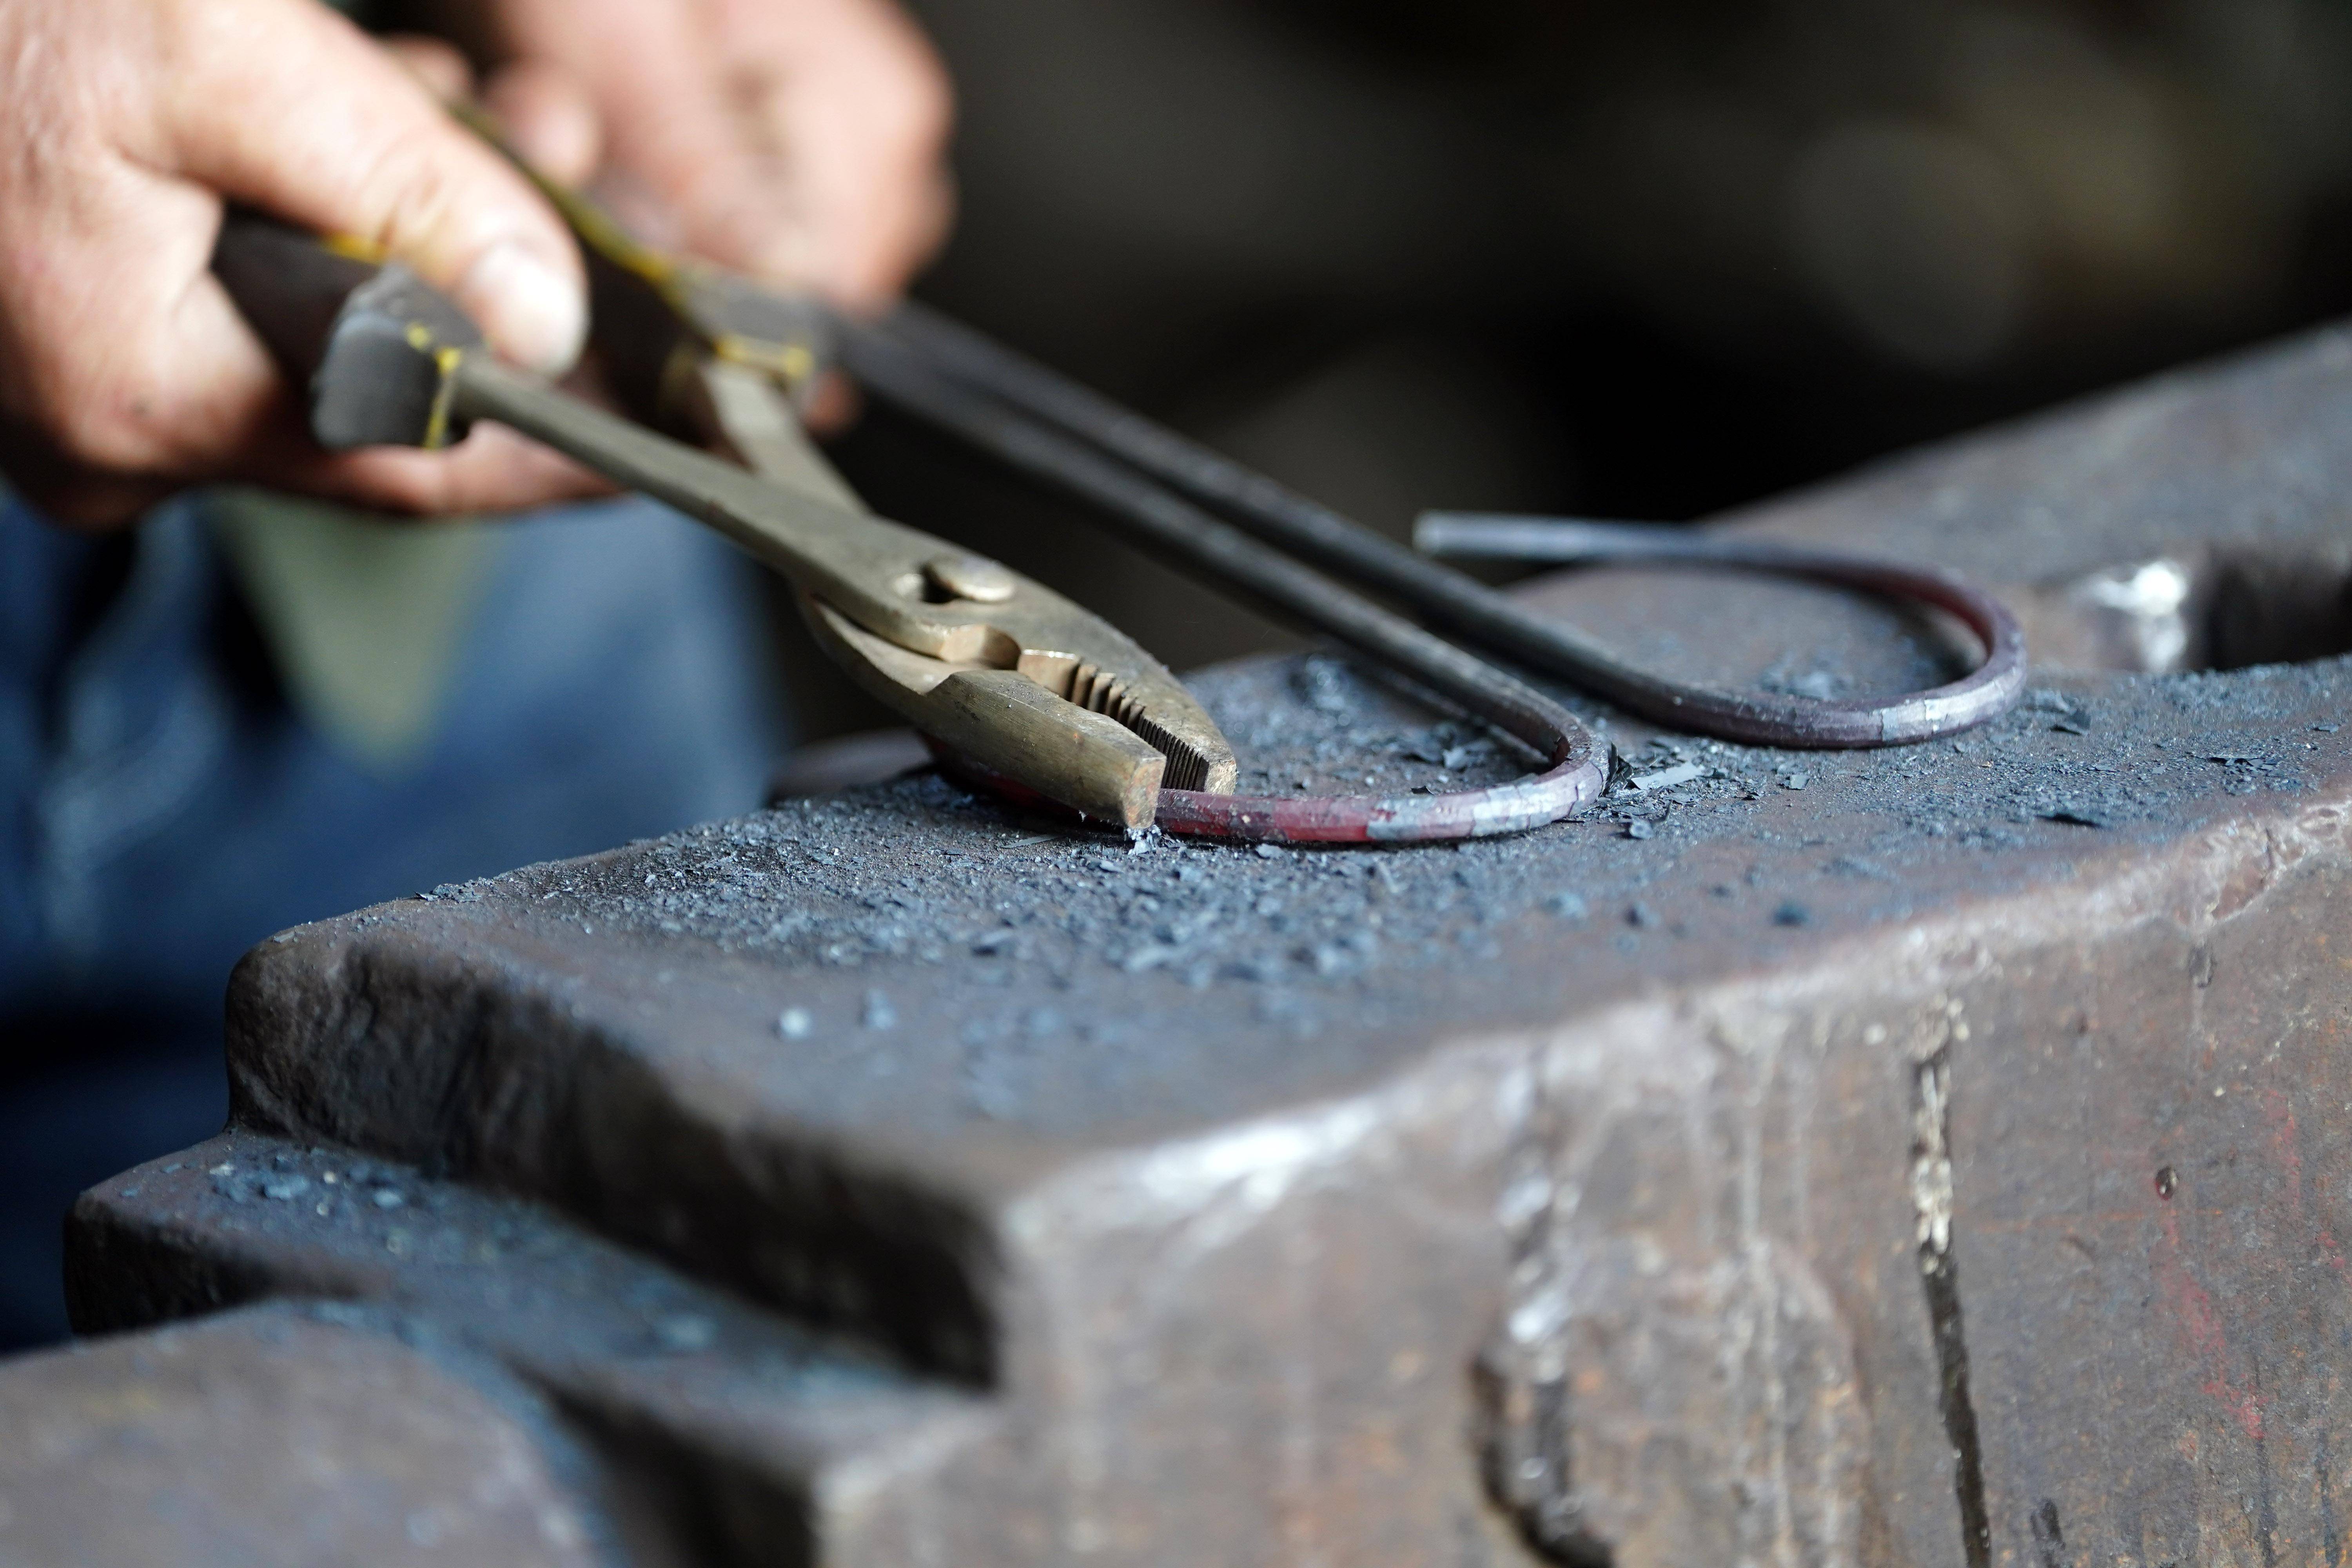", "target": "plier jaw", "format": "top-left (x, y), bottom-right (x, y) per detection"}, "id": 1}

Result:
top-left (802, 595), bottom-right (1232, 829)
top-left (605, 323), bottom-right (1240, 831)
top-left (702, 358), bottom-right (1238, 827)
top-left (793, 559), bottom-right (1237, 799)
